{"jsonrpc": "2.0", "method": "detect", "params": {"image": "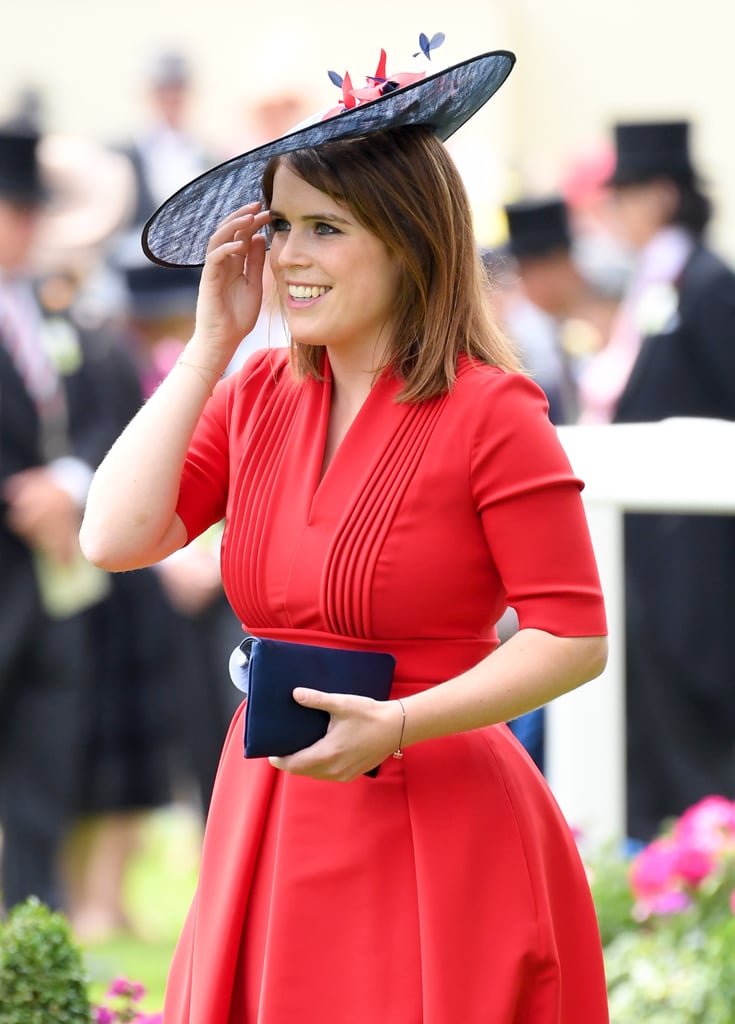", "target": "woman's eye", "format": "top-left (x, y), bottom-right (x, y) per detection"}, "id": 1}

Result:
top-left (314, 221), bottom-right (340, 236)
top-left (270, 217), bottom-right (290, 234)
